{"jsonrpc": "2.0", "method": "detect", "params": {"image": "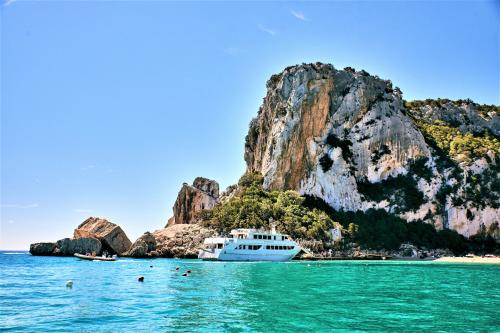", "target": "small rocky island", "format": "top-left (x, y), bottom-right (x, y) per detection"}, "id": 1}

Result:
top-left (30, 217), bottom-right (132, 256)
top-left (30, 62), bottom-right (500, 258)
